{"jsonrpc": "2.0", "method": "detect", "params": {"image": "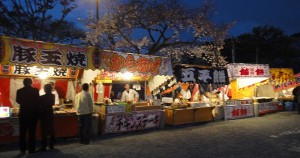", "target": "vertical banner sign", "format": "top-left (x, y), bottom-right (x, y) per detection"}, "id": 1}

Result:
top-left (174, 65), bottom-right (229, 92)
top-left (0, 36), bottom-right (94, 70)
